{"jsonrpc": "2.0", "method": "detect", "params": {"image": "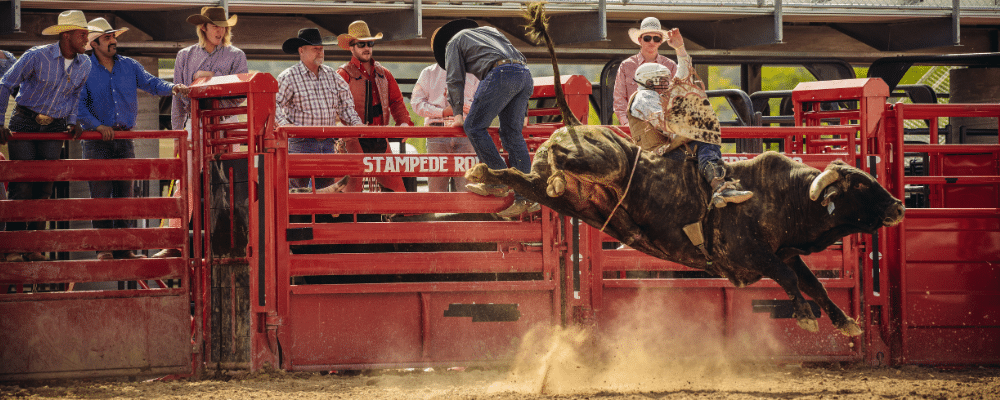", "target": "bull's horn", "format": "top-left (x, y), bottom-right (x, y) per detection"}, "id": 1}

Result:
top-left (809, 169), bottom-right (840, 201)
